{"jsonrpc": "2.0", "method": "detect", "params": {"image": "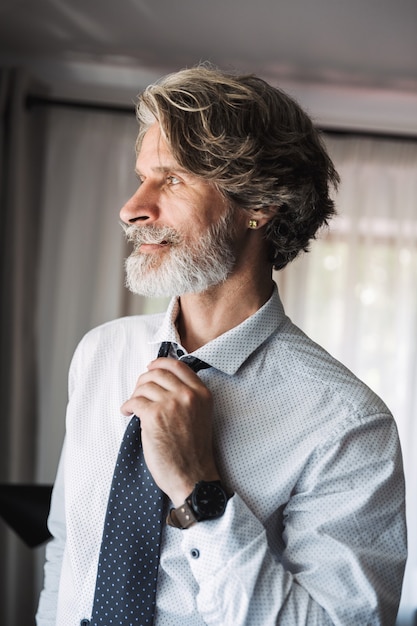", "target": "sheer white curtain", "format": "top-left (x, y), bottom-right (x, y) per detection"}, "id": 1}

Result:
top-left (276, 134), bottom-right (417, 620)
top-left (36, 106), bottom-right (154, 484)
